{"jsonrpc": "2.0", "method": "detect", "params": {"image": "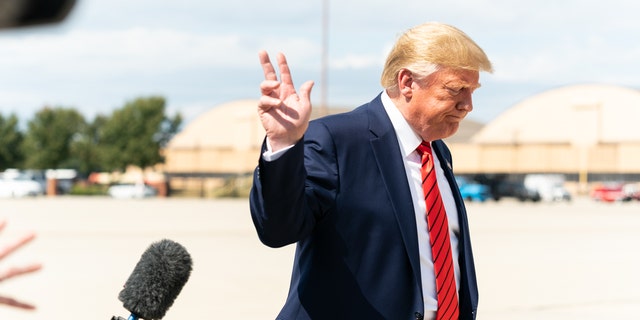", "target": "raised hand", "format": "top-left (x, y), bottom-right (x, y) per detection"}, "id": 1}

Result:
top-left (258, 50), bottom-right (314, 151)
top-left (0, 220), bottom-right (42, 310)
